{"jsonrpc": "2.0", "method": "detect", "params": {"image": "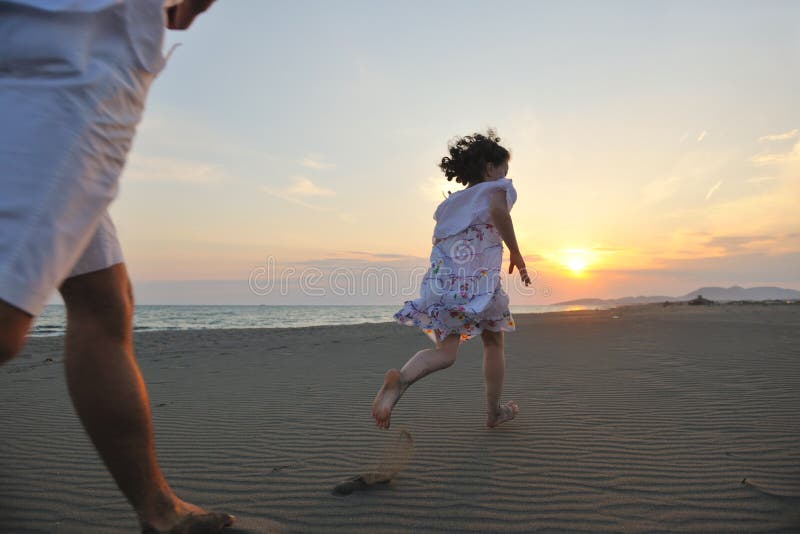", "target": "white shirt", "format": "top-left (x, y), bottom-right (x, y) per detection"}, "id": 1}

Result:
top-left (432, 178), bottom-right (517, 240)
